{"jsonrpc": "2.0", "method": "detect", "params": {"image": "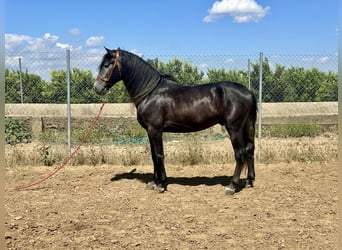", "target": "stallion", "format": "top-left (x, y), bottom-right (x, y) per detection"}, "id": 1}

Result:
top-left (94, 48), bottom-right (257, 194)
